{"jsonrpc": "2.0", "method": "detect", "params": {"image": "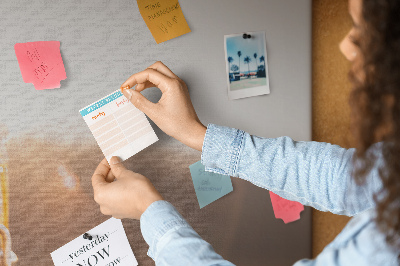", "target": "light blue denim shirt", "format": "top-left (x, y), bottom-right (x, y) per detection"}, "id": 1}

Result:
top-left (140, 124), bottom-right (399, 265)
